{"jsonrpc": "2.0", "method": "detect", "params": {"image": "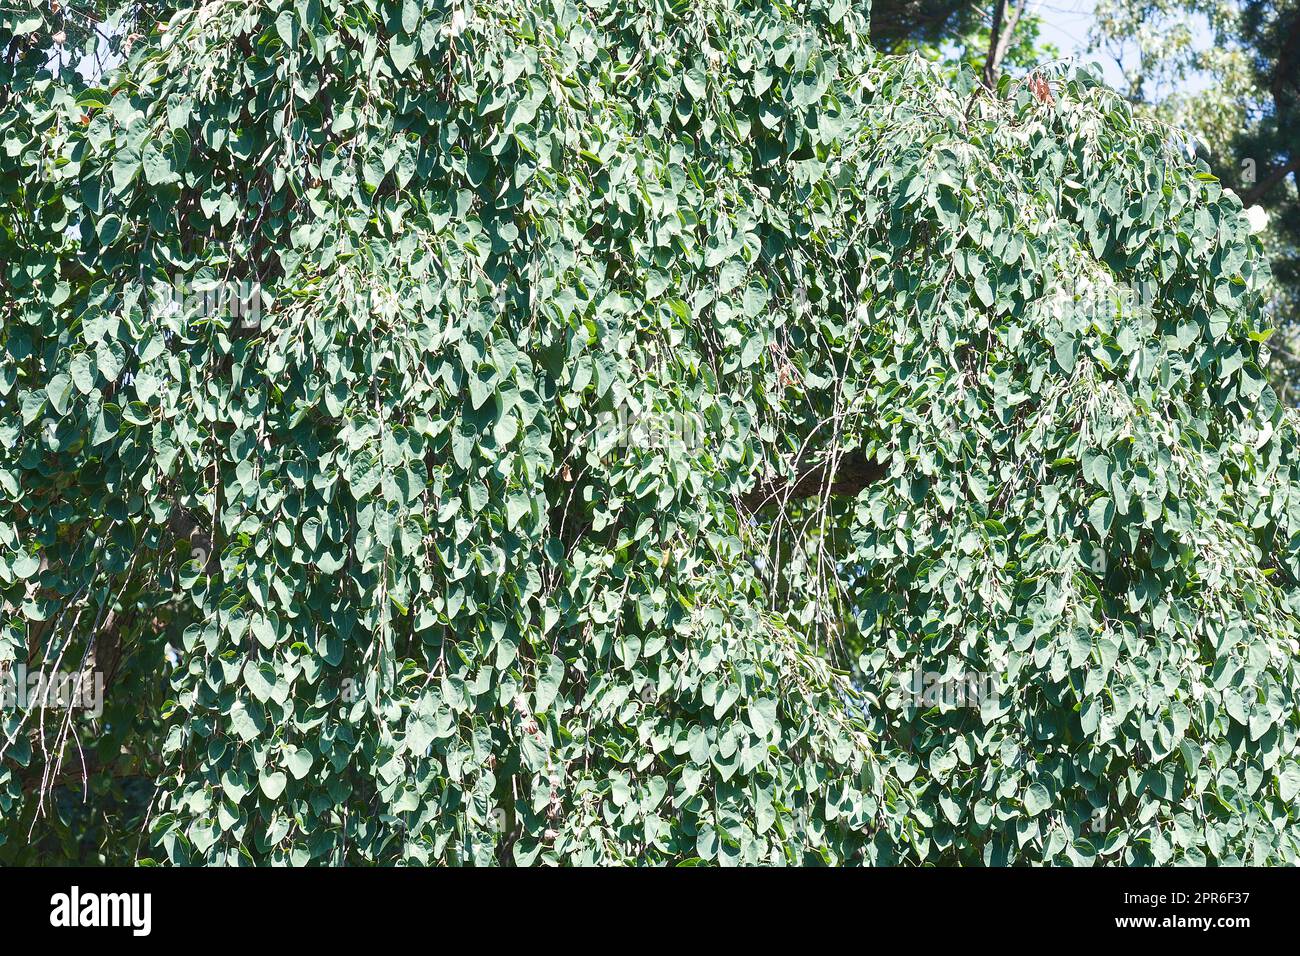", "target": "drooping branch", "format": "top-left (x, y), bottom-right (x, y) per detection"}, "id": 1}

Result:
top-left (17, 751), bottom-right (149, 795)
top-left (740, 448), bottom-right (888, 512)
